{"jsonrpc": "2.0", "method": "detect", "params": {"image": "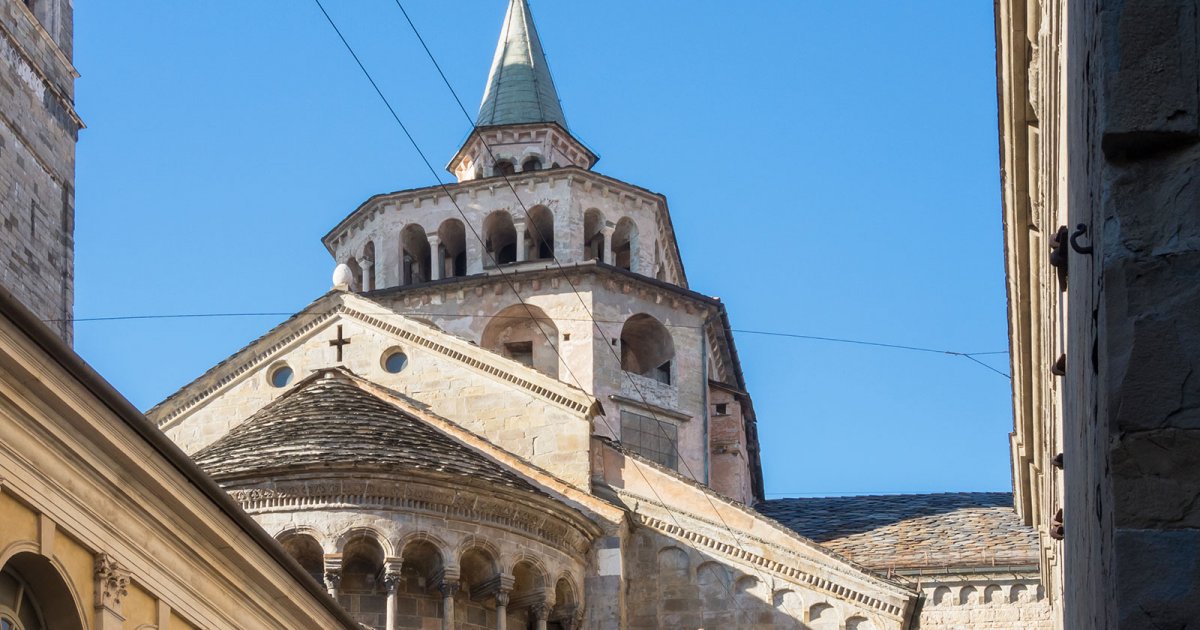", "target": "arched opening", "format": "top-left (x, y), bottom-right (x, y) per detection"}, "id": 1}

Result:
top-left (550, 576), bottom-right (578, 630)
top-left (620, 314), bottom-right (675, 385)
top-left (483, 211), bottom-right (518, 267)
top-left (808, 603), bottom-right (837, 630)
top-left (583, 209), bottom-right (606, 263)
top-left (361, 241), bottom-right (376, 291)
top-left (525, 206), bottom-right (554, 261)
top-left (847, 616), bottom-right (875, 630)
top-left (494, 160), bottom-right (516, 177)
top-left (345, 257), bottom-right (363, 292)
top-left (0, 553), bottom-right (84, 630)
top-left (278, 533), bottom-right (324, 586)
top-left (510, 560), bottom-right (546, 627)
top-left (522, 156), bottom-right (542, 172)
top-left (437, 219), bottom-right (468, 278)
top-left (340, 535), bottom-right (386, 628)
top-left (400, 225), bottom-right (431, 285)
top-left (459, 547), bottom-right (497, 600)
top-left (399, 539), bottom-right (443, 592)
top-left (481, 304), bottom-right (560, 378)
top-left (611, 217), bottom-right (638, 271)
